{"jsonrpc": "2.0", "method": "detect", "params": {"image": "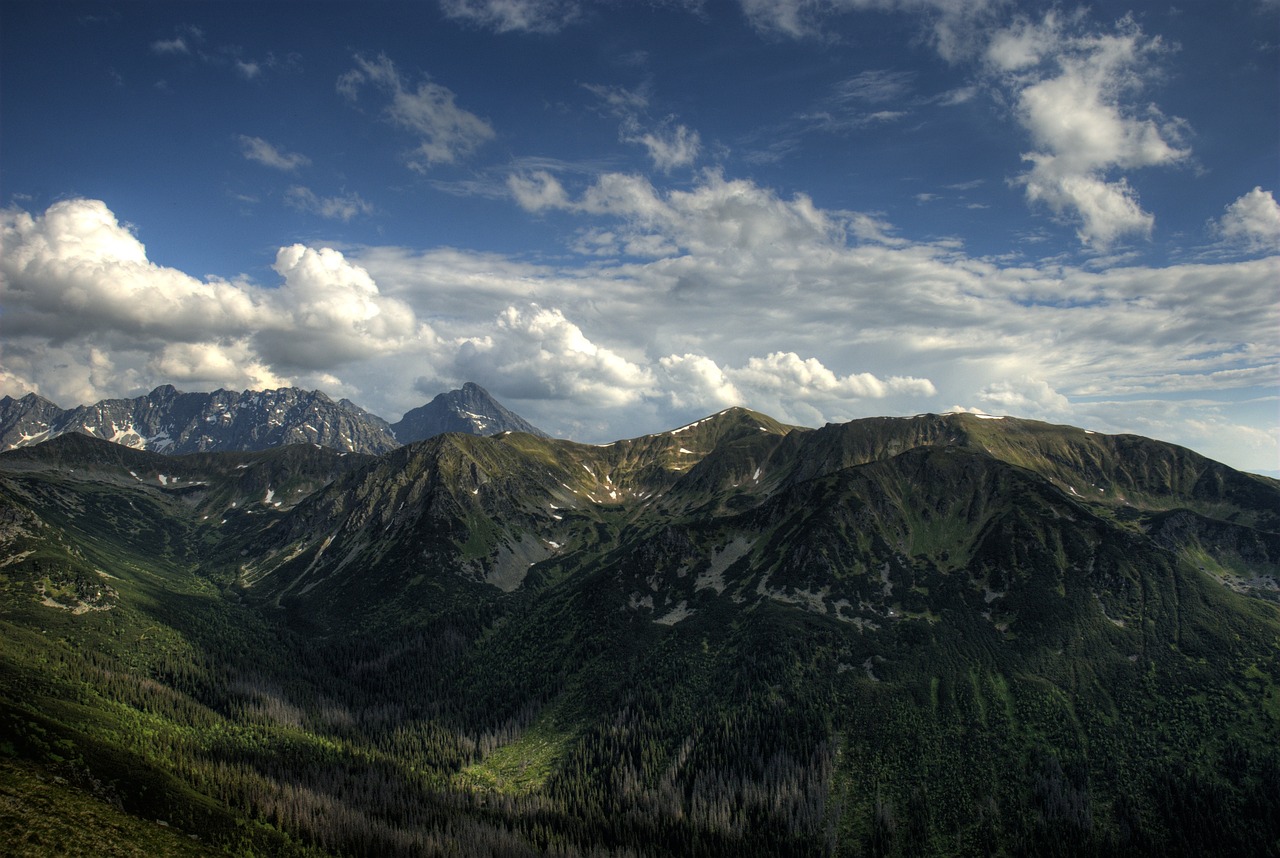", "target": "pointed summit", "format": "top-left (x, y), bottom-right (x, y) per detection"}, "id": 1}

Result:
top-left (391, 382), bottom-right (548, 444)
